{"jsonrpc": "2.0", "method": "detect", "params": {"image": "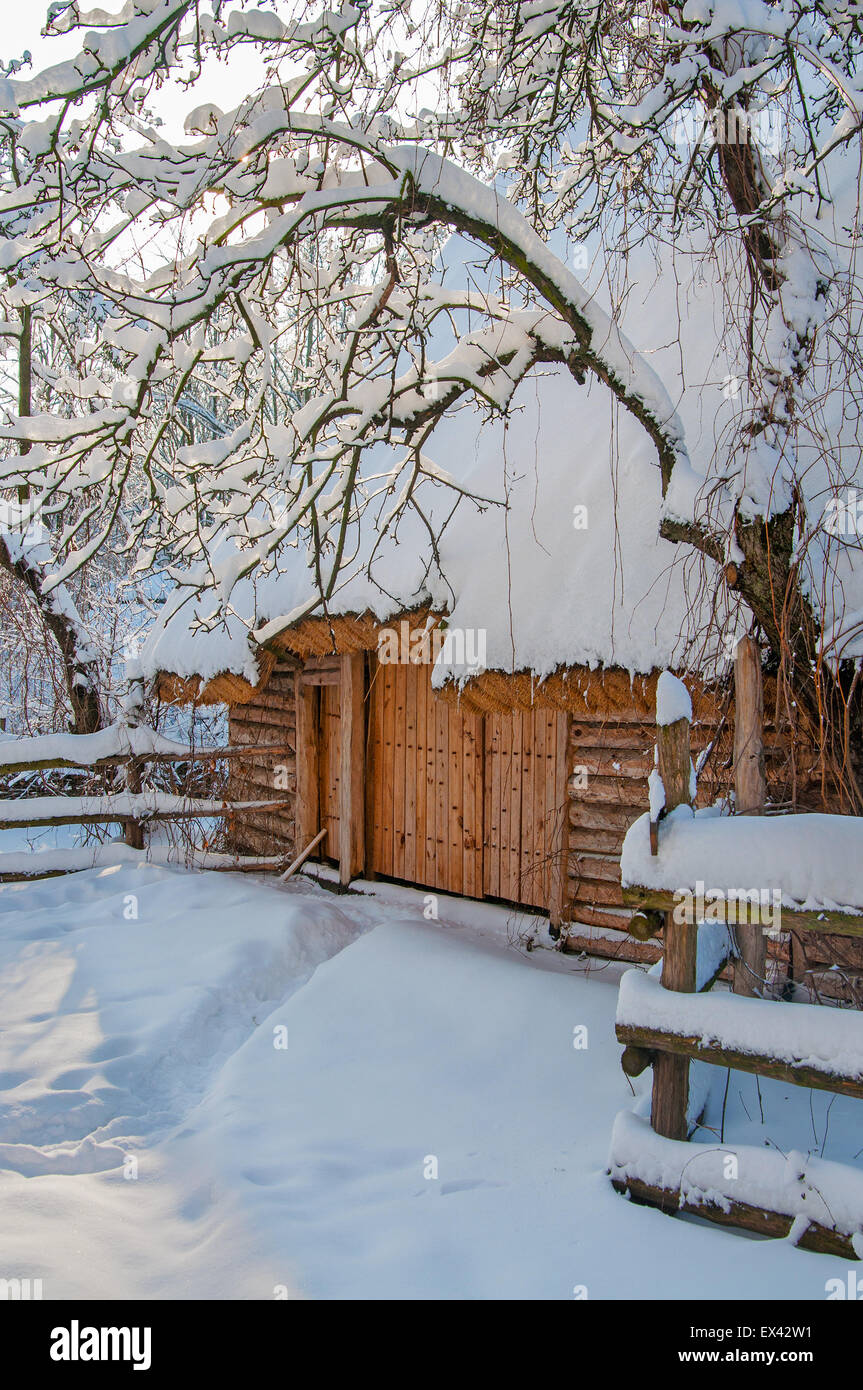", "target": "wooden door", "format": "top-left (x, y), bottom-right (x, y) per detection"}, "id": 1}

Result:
top-left (368, 660), bottom-right (484, 895)
top-left (483, 709), bottom-right (565, 909)
top-left (318, 683), bottom-right (341, 862)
